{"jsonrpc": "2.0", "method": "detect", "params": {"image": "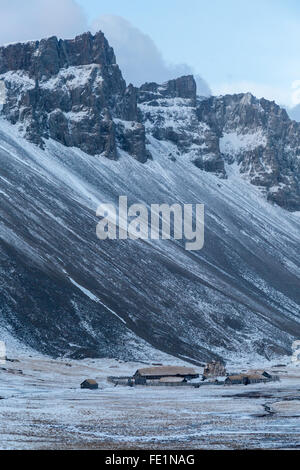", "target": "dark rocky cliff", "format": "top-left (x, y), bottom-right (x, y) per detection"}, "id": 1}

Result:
top-left (0, 32), bottom-right (148, 162)
top-left (0, 32), bottom-right (299, 362)
top-left (197, 93), bottom-right (300, 211)
top-left (0, 32), bottom-right (299, 210)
